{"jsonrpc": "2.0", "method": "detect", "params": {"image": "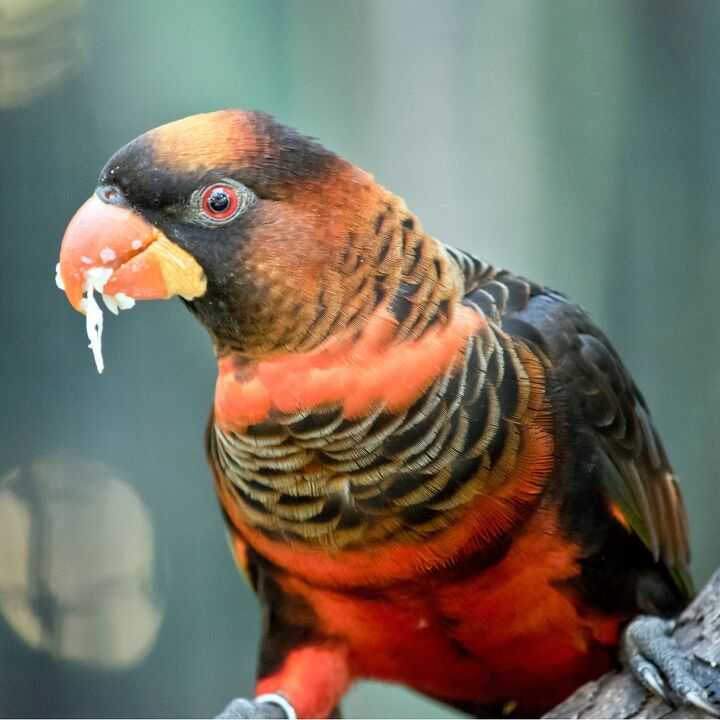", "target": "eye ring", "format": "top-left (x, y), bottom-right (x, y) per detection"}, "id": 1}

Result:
top-left (202, 184), bottom-right (239, 220)
top-left (195, 180), bottom-right (254, 225)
